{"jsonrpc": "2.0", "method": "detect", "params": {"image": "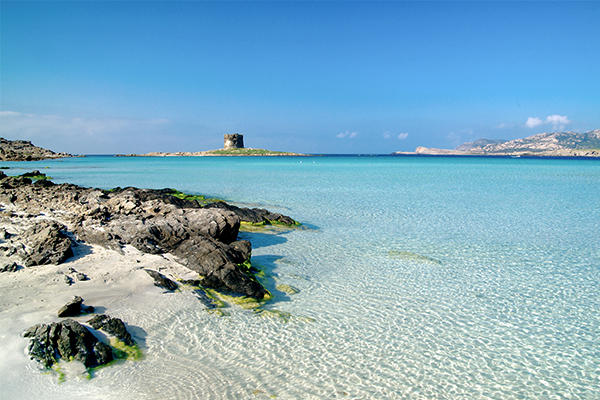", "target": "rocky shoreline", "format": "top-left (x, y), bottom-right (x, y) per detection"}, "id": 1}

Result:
top-left (0, 170), bottom-right (299, 376)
